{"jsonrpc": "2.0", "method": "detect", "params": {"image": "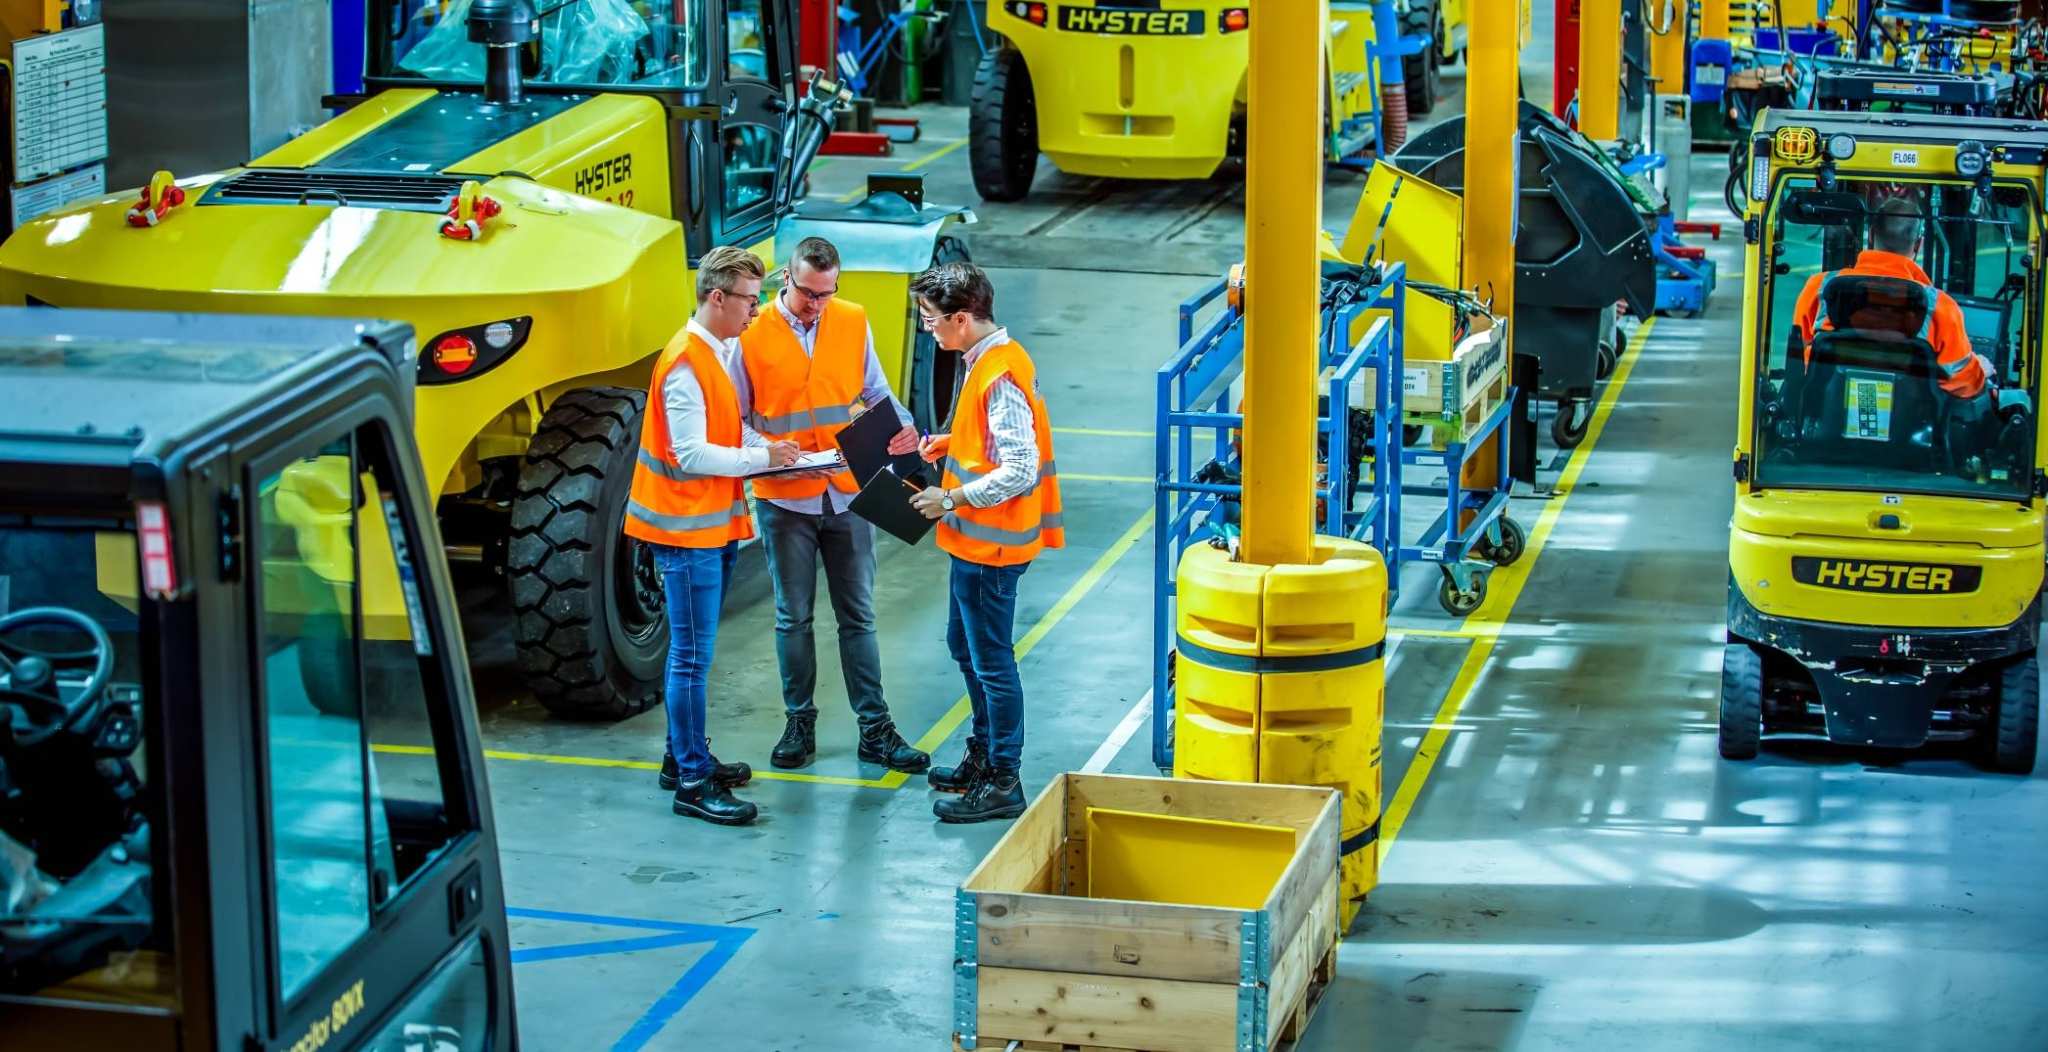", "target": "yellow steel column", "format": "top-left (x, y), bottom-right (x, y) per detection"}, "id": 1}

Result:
top-left (1578, 0), bottom-right (1622, 140)
top-left (1458, 0), bottom-right (1520, 510)
top-left (1647, 1), bottom-right (1690, 93)
top-left (1701, 0), bottom-right (1729, 41)
top-left (1237, 0), bottom-right (1323, 568)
